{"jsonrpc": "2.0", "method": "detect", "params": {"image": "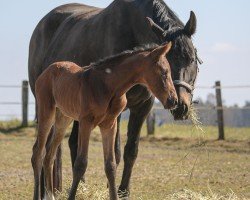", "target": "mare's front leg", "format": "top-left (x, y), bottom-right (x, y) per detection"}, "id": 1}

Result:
top-left (100, 120), bottom-right (118, 200)
top-left (118, 96), bottom-right (154, 198)
top-left (68, 121), bottom-right (78, 170)
top-left (114, 114), bottom-right (121, 166)
top-left (68, 119), bottom-right (93, 200)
